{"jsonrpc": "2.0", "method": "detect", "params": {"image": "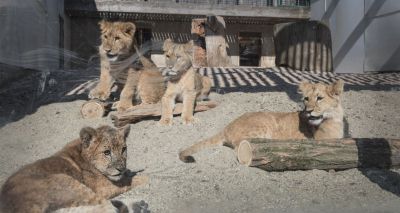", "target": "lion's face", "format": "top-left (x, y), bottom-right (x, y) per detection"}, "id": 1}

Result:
top-left (99, 20), bottom-right (136, 62)
top-left (80, 125), bottom-right (130, 182)
top-left (162, 39), bottom-right (193, 79)
top-left (299, 80), bottom-right (344, 126)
